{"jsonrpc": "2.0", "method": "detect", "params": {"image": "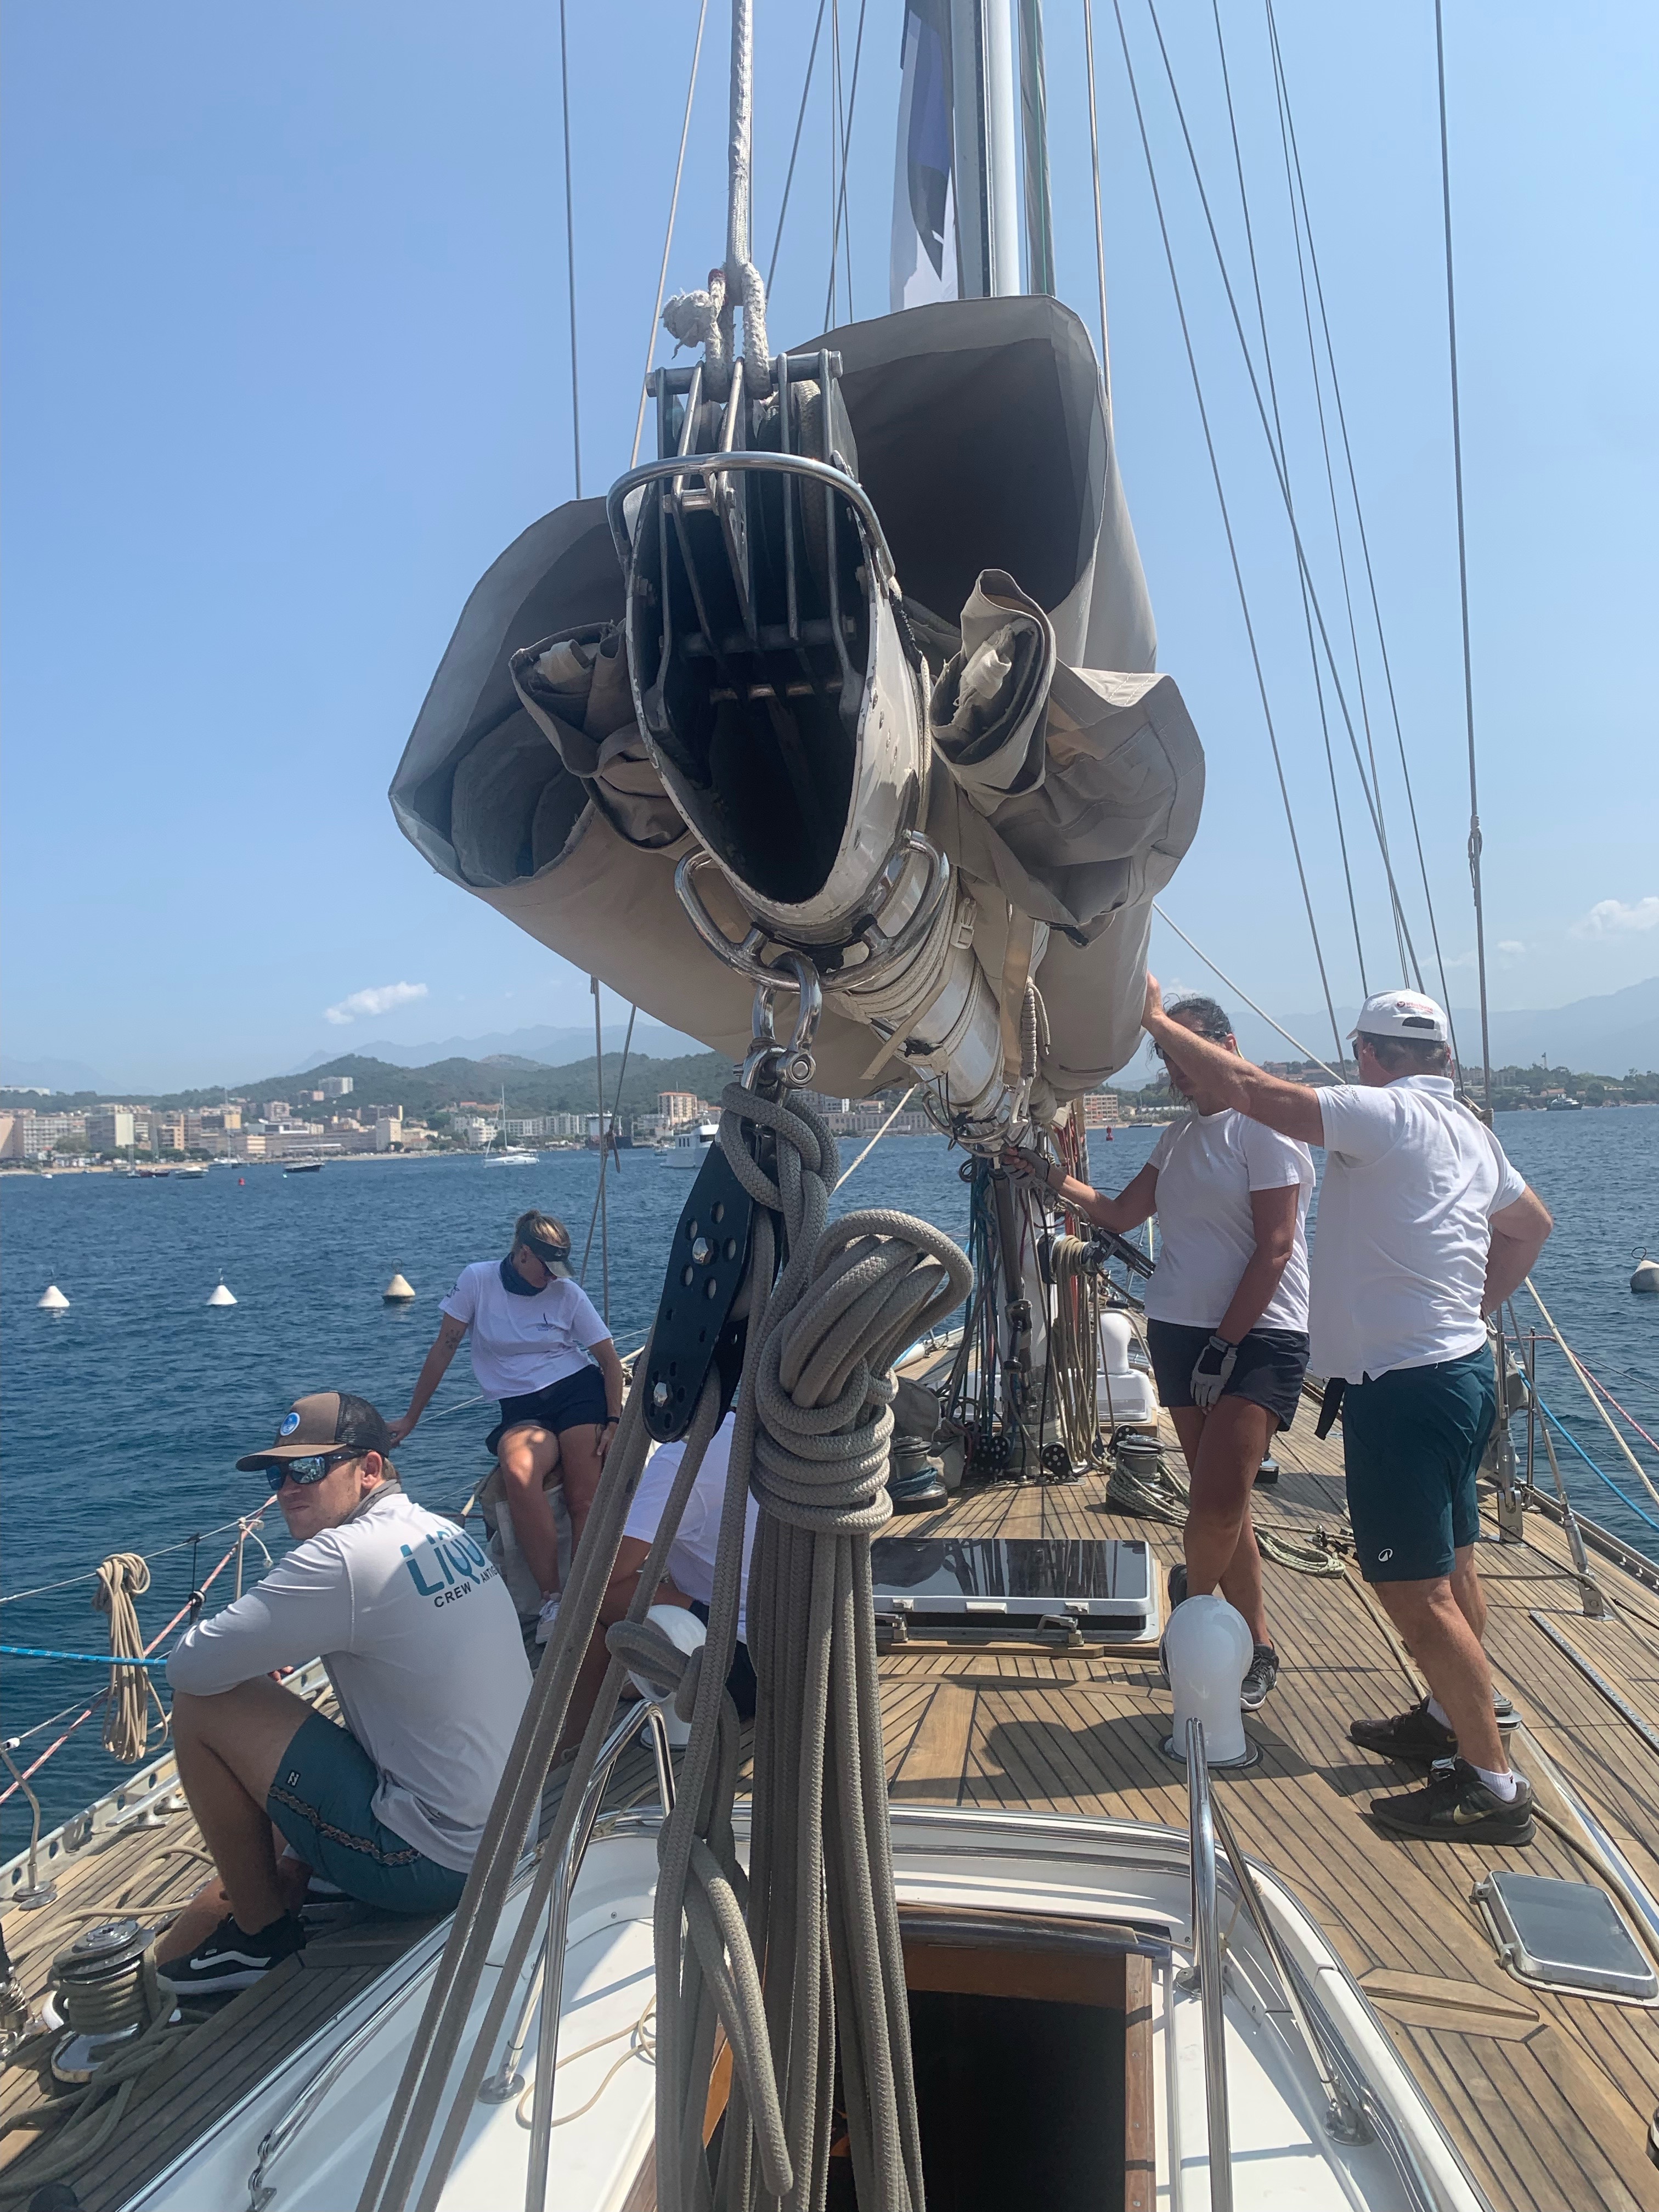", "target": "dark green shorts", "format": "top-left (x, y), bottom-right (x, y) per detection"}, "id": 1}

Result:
top-left (1341, 1348), bottom-right (1496, 1584)
top-left (268, 1710), bottom-right (468, 1917)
